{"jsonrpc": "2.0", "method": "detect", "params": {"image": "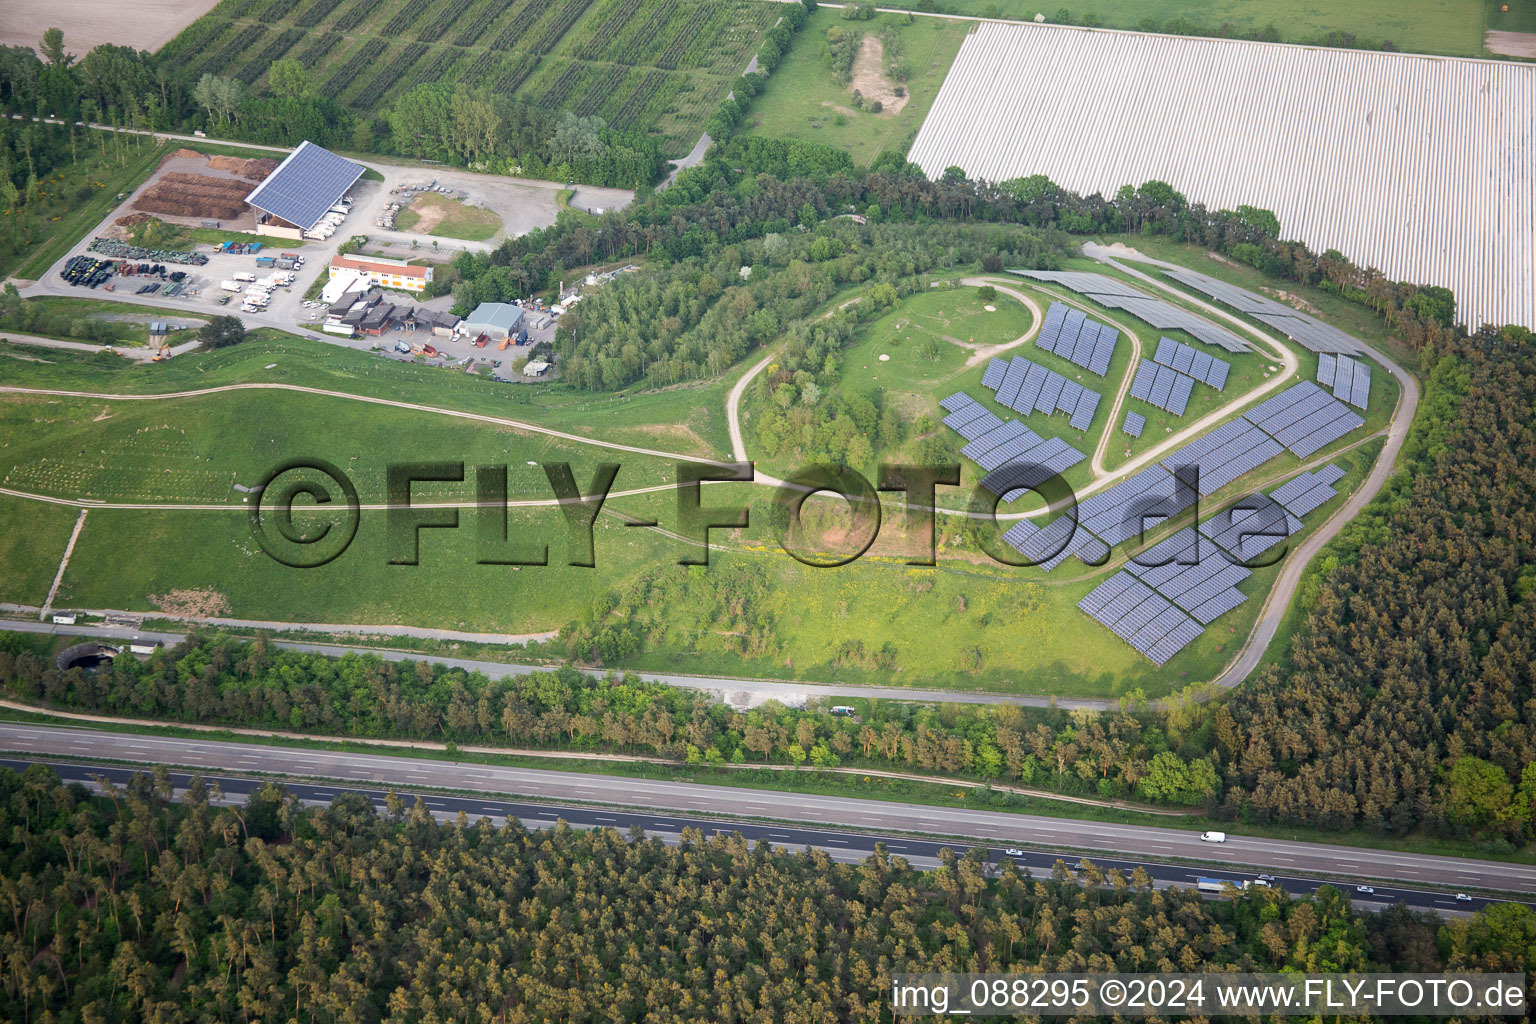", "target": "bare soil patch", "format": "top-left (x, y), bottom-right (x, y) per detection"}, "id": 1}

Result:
top-left (1486, 31), bottom-right (1536, 58)
top-left (150, 588), bottom-right (231, 618)
top-left (850, 36), bottom-right (909, 115)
